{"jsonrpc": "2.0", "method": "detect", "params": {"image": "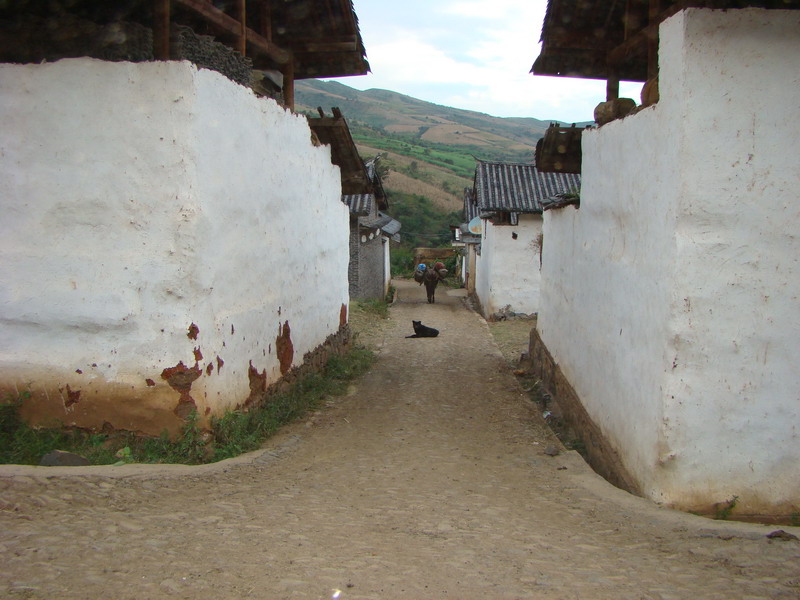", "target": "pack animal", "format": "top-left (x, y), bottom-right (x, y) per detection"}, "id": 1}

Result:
top-left (423, 268), bottom-right (441, 304)
top-left (406, 320), bottom-right (439, 338)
